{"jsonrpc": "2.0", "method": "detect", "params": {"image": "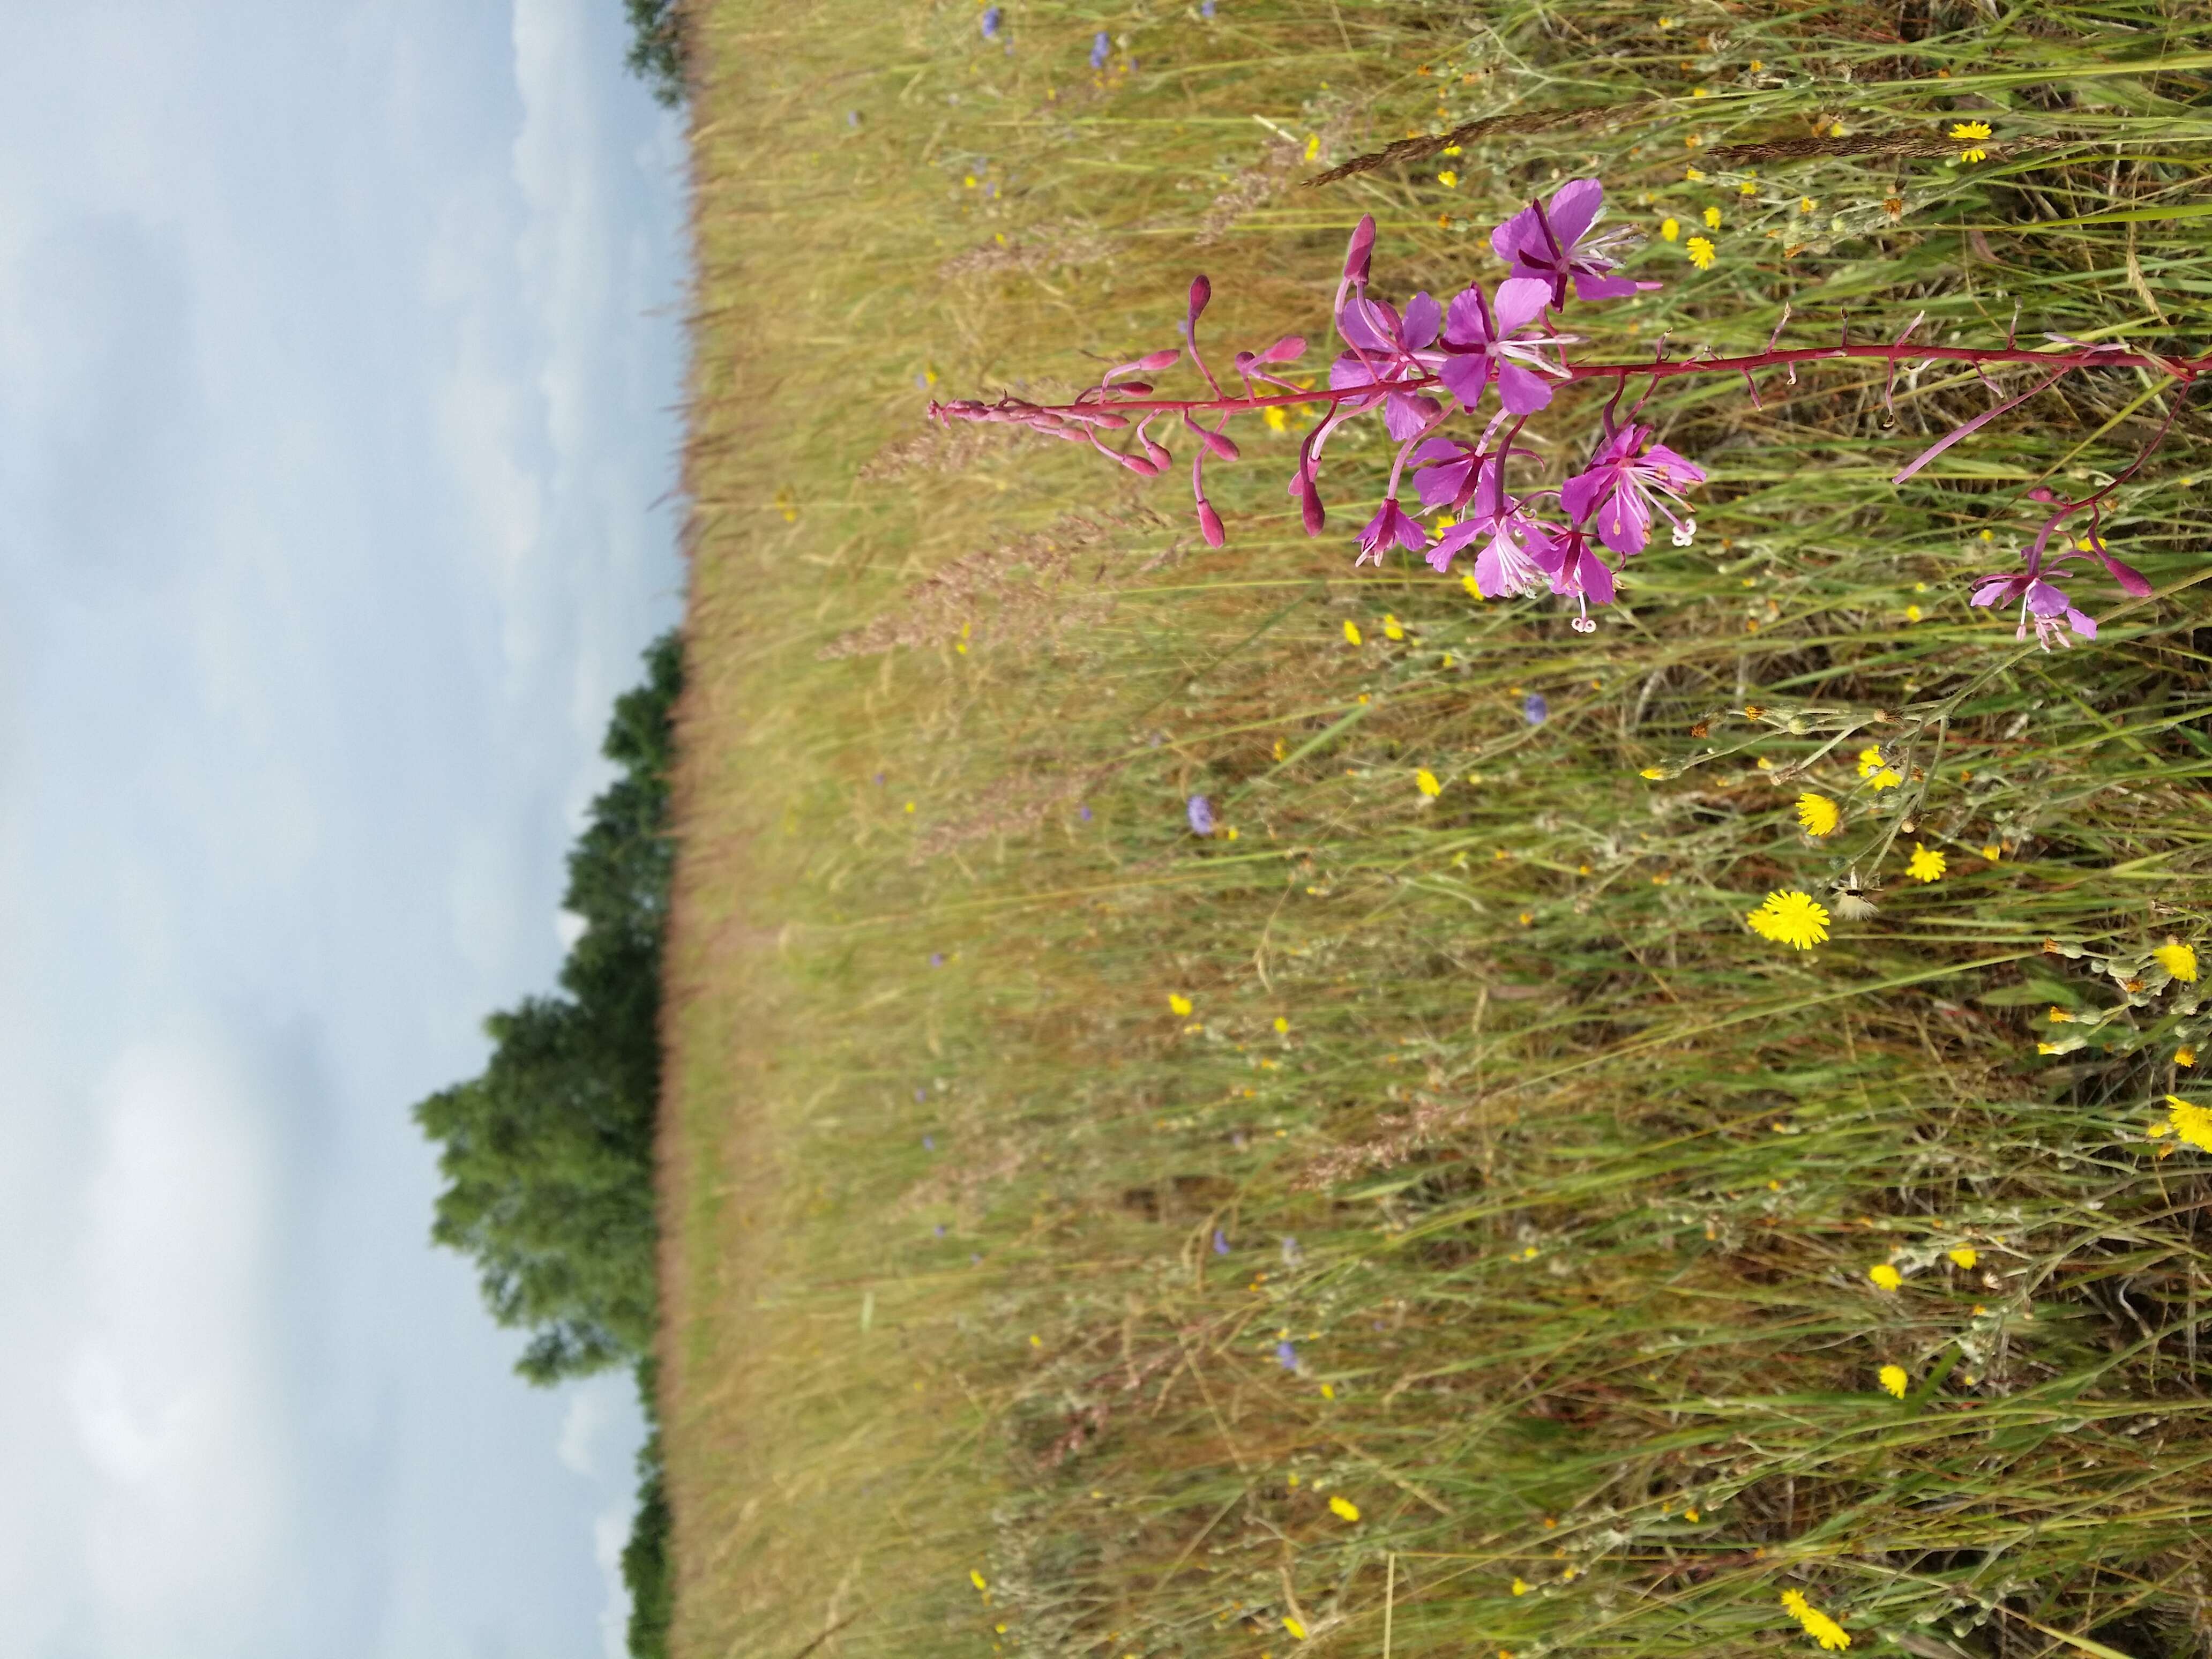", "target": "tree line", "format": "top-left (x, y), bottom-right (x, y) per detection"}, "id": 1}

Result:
top-left (415, 629), bottom-right (681, 1659)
